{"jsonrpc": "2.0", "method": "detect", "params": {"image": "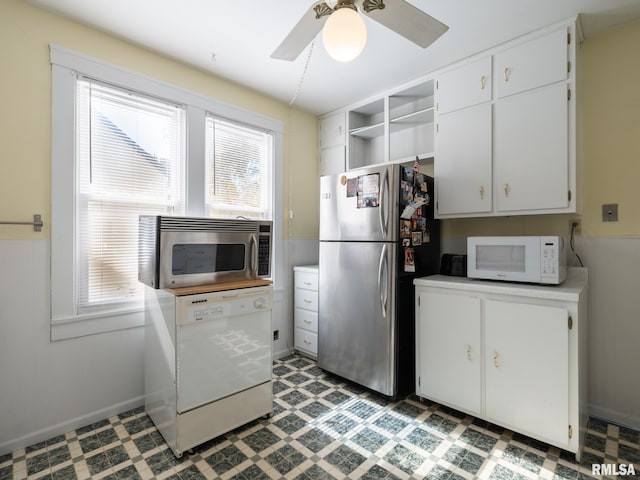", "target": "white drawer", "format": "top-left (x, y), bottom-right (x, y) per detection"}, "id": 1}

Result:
top-left (295, 308), bottom-right (318, 333)
top-left (295, 271), bottom-right (318, 291)
top-left (294, 327), bottom-right (318, 356)
top-left (295, 288), bottom-right (318, 312)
